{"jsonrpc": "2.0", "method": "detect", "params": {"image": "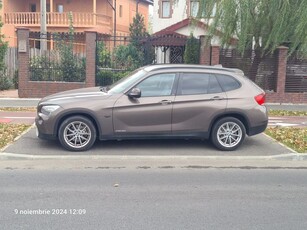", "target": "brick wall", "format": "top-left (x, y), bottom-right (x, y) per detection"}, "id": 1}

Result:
top-left (198, 40), bottom-right (306, 104)
top-left (17, 28), bottom-right (96, 98)
top-left (210, 45), bottom-right (220, 66)
top-left (199, 36), bottom-right (210, 65)
top-left (266, 93), bottom-right (307, 104)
